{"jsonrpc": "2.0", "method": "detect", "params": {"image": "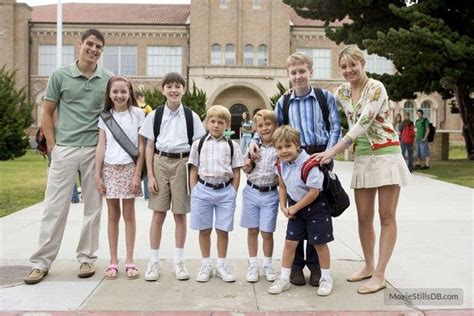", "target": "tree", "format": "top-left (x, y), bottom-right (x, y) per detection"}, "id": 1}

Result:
top-left (284, 0), bottom-right (474, 159)
top-left (0, 66), bottom-right (34, 160)
top-left (270, 81), bottom-right (289, 109)
top-left (183, 81), bottom-right (207, 120)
